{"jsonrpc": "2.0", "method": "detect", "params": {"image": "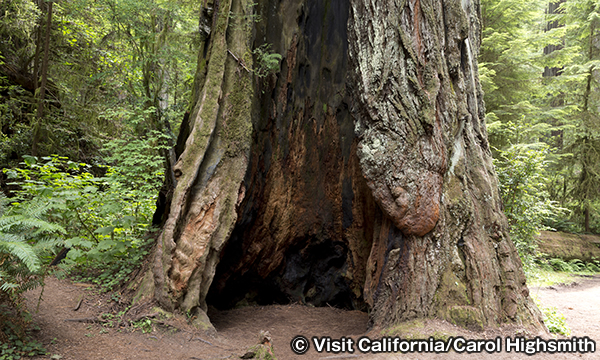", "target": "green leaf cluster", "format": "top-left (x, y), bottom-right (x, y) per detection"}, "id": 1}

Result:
top-left (0, 333), bottom-right (46, 360)
top-left (493, 142), bottom-right (568, 264)
top-left (535, 299), bottom-right (571, 335)
top-left (252, 44), bottom-right (282, 78)
top-left (4, 140), bottom-right (165, 291)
